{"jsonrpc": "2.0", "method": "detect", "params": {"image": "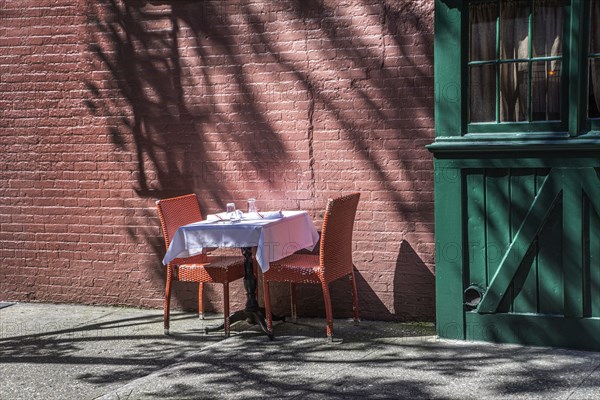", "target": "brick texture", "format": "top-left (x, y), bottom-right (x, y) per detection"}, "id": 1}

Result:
top-left (1, 0), bottom-right (435, 321)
